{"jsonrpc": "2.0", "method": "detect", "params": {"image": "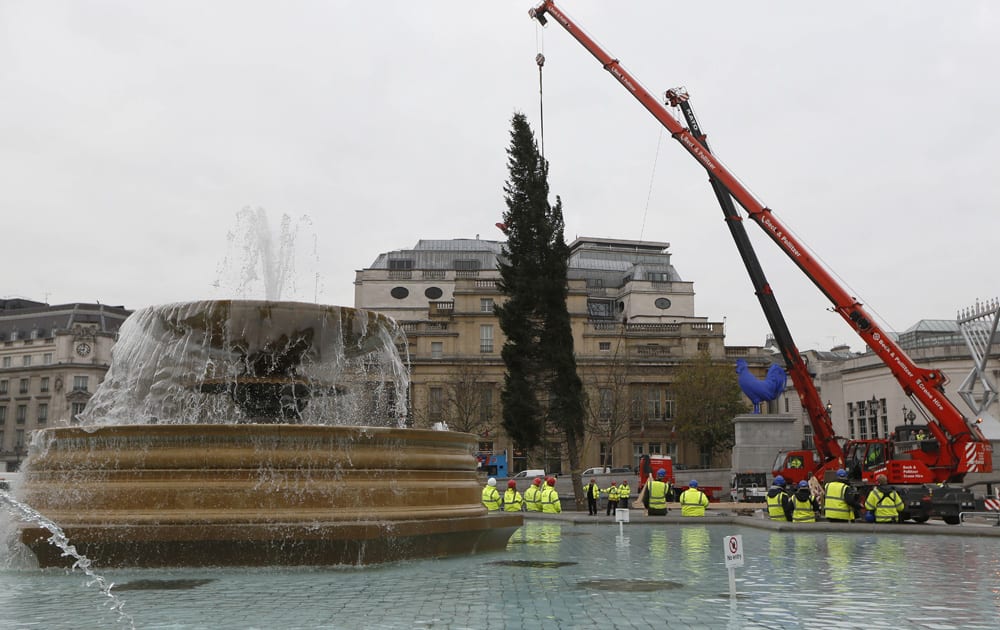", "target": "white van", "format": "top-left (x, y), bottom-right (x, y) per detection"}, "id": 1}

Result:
top-left (512, 469), bottom-right (546, 479)
top-left (582, 467), bottom-right (611, 476)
